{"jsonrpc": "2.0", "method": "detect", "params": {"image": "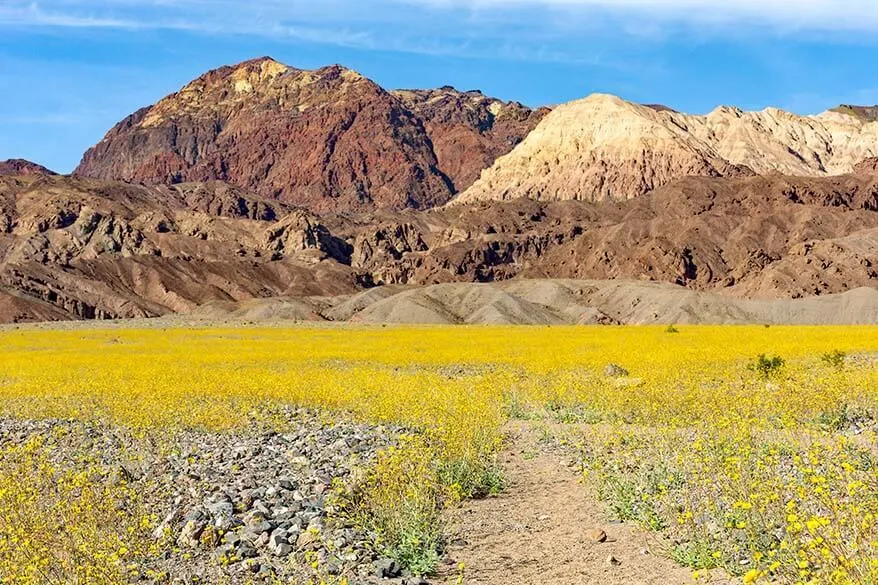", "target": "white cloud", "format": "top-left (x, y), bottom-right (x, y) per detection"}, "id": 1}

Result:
top-left (0, 3), bottom-right (137, 28)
